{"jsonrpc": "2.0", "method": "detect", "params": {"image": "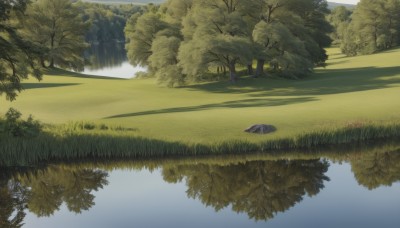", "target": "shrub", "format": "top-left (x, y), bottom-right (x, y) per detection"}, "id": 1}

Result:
top-left (1, 108), bottom-right (42, 137)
